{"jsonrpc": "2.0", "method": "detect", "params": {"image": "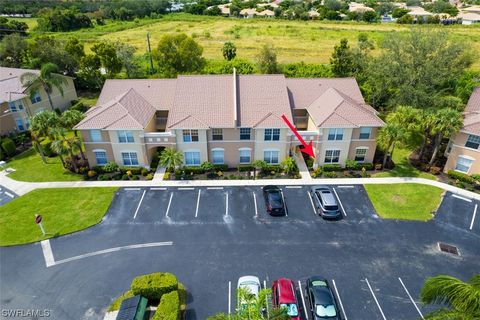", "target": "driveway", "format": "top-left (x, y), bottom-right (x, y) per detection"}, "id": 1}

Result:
top-left (1, 185), bottom-right (479, 320)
